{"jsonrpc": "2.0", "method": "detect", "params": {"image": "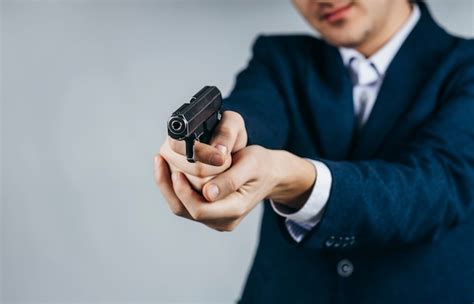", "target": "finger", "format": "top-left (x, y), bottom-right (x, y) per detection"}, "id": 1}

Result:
top-left (209, 111), bottom-right (247, 156)
top-left (165, 166), bottom-right (241, 231)
top-left (169, 161), bottom-right (214, 192)
top-left (201, 150), bottom-right (255, 202)
top-left (184, 172), bottom-right (214, 192)
top-left (171, 171), bottom-right (245, 221)
top-left (157, 158), bottom-right (235, 229)
top-left (161, 141), bottom-right (231, 178)
top-left (168, 137), bottom-right (226, 166)
top-left (154, 155), bottom-right (192, 219)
